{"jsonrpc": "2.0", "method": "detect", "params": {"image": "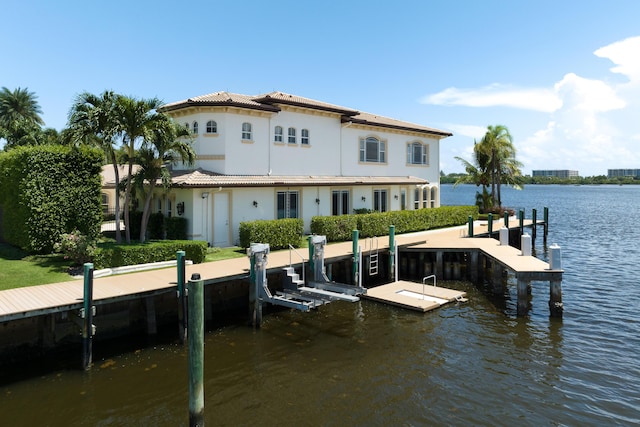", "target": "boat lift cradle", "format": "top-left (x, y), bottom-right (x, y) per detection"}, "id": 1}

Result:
top-left (248, 236), bottom-right (366, 316)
